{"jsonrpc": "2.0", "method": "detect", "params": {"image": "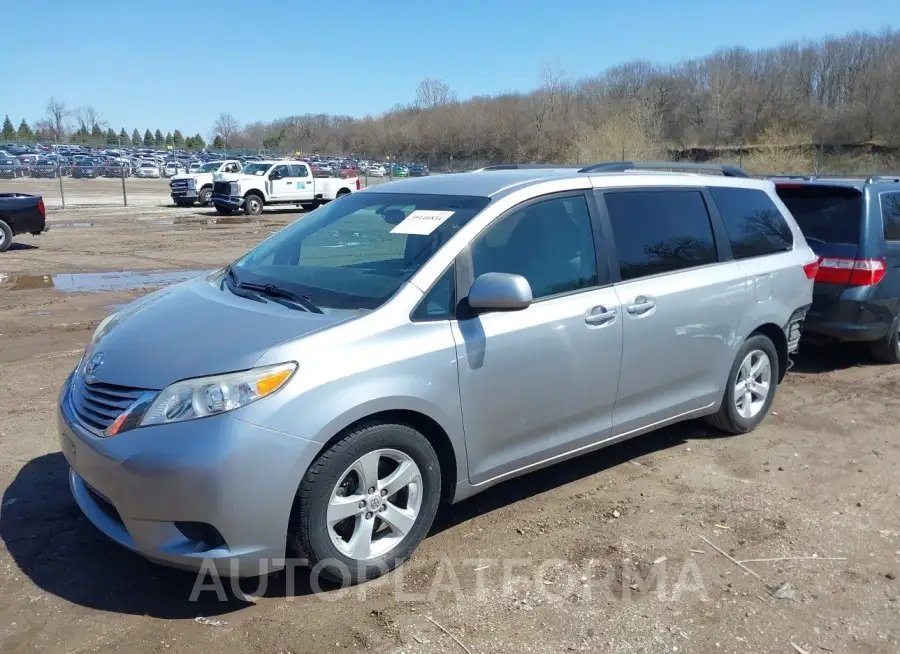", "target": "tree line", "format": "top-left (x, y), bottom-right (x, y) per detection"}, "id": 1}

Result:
top-left (4, 29), bottom-right (900, 167)
top-left (1, 106), bottom-right (206, 151)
